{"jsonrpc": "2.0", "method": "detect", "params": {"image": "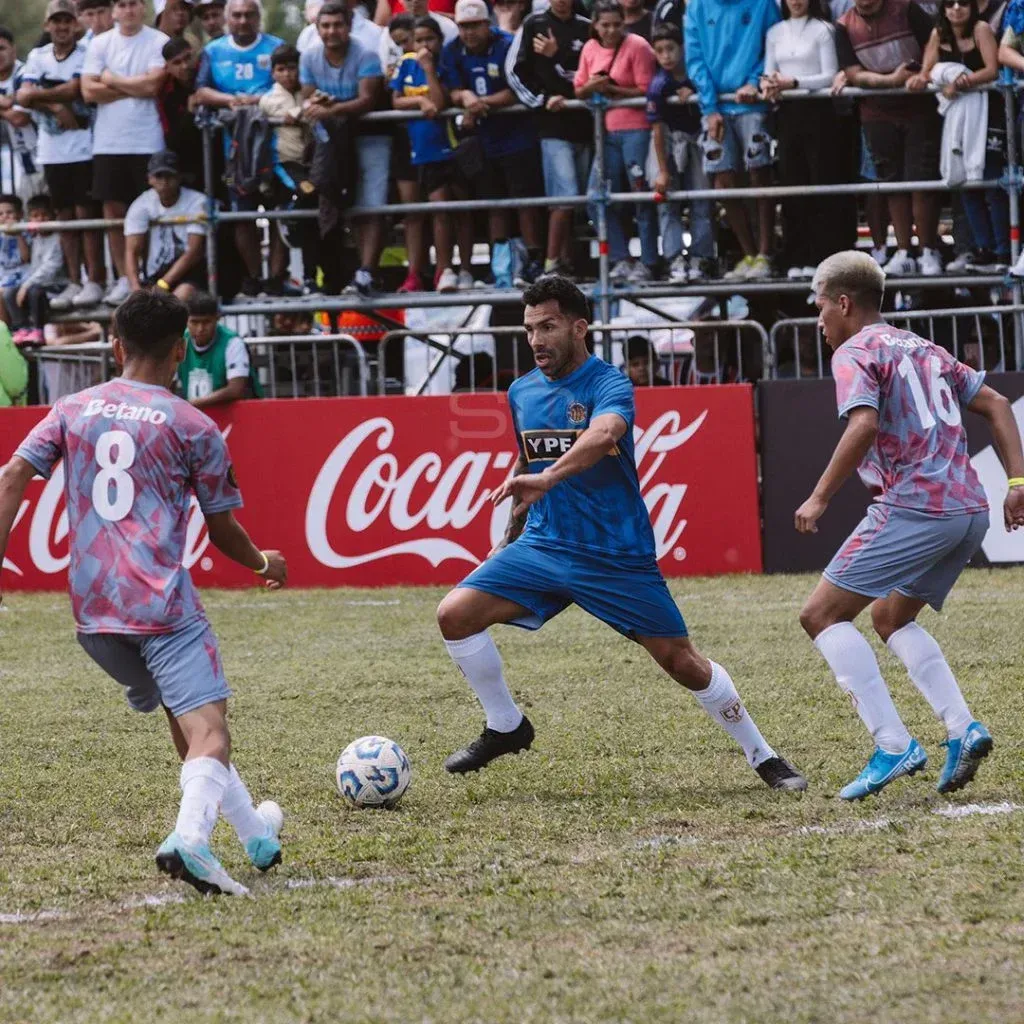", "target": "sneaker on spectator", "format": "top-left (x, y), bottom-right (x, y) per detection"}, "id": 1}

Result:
top-left (724, 255), bottom-right (755, 280)
top-left (544, 258), bottom-right (574, 279)
top-left (72, 281), bottom-right (104, 307)
top-left (627, 261), bottom-right (653, 285)
top-left (261, 276), bottom-right (284, 297)
top-left (343, 267), bottom-right (375, 297)
top-left (668, 254), bottom-right (689, 283)
top-left (1010, 251), bottom-right (1024, 278)
top-left (689, 258), bottom-right (715, 282)
top-left (883, 249), bottom-right (917, 276)
top-left (11, 328), bottom-right (32, 345)
top-left (514, 259), bottom-right (544, 288)
top-left (870, 246), bottom-right (888, 267)
top-left (946, 250), bottom-right (975, 274)
top-left (14, 328), bottom-right (43, 347)
top-left (974, 250), bottom-right (1008, 274)
top-left (103, 276), bottom-right (132, 306)
top-left (50, 282), bottom-right (82, 311)
top-left (786, 266), bottom-right (808, 280)
top-left (397, 270), bottom-right (425, 294)
top-left (456, 269), bottom-right (475, 290)
top-left (918, 247), bottom-right (943, 277)
top-left (436, 268), bottom-right (458, 293)
top-left (747, 254), bottom-right (772, 280)
top-left (234, 276), bottom-right (260, 301)
top-left (609, 258), bottom-right (633, 282)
